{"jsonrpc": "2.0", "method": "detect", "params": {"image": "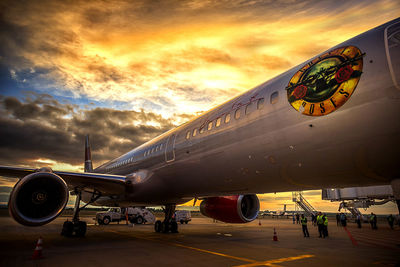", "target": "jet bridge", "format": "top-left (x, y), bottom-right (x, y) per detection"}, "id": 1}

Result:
top-left (322, 185), bottom-right (394, 218)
